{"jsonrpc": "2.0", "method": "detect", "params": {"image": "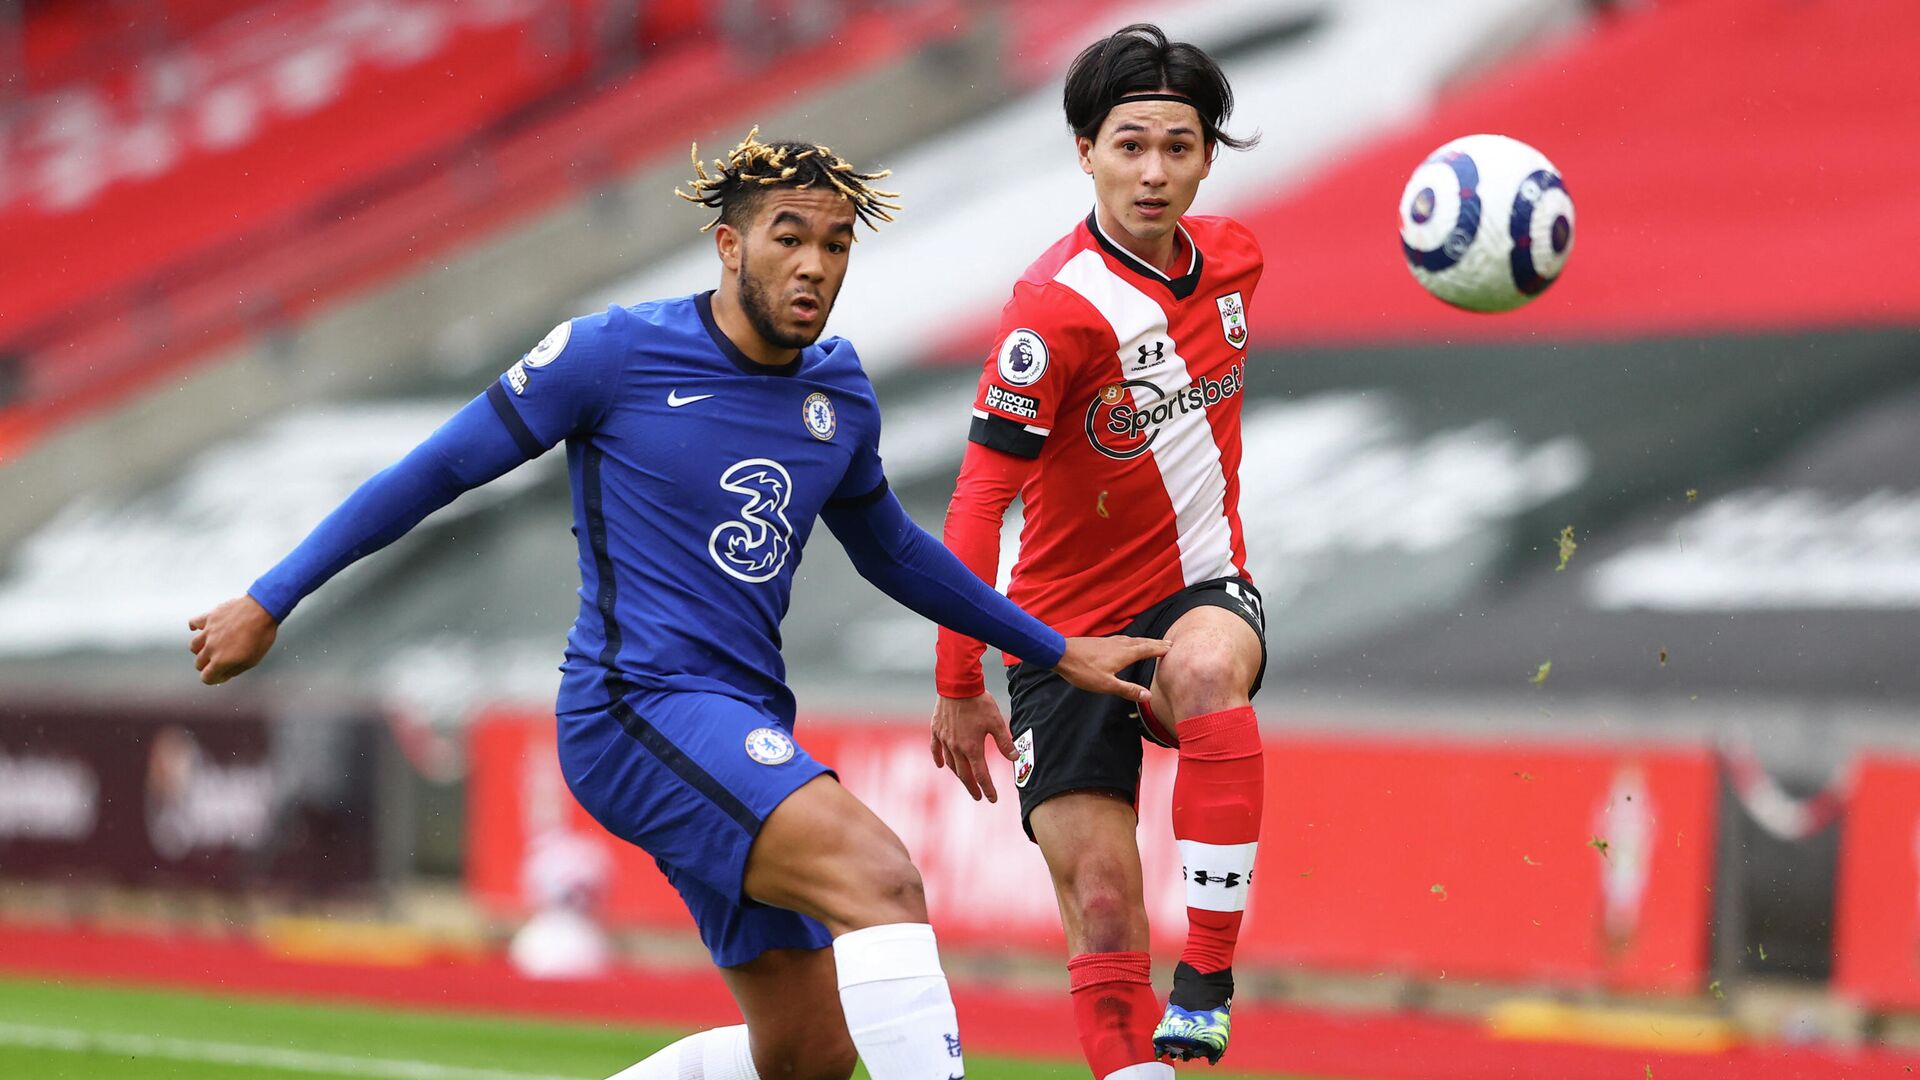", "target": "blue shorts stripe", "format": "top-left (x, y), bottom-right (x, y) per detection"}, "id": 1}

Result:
top-left (559, 693), bottom-right (831, 967)
top-left (606, 682), bottom-right (762, 835)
